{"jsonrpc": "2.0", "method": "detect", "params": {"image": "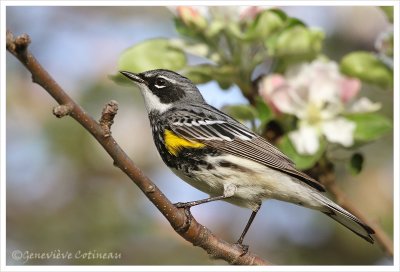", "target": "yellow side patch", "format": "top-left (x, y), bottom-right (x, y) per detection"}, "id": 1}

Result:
top-left (164, 129), bottom-right (205, 156)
